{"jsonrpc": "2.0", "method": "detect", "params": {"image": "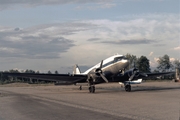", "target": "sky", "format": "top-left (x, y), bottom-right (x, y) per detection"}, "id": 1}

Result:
top-left (0, 0), bottom-right (179, 73)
